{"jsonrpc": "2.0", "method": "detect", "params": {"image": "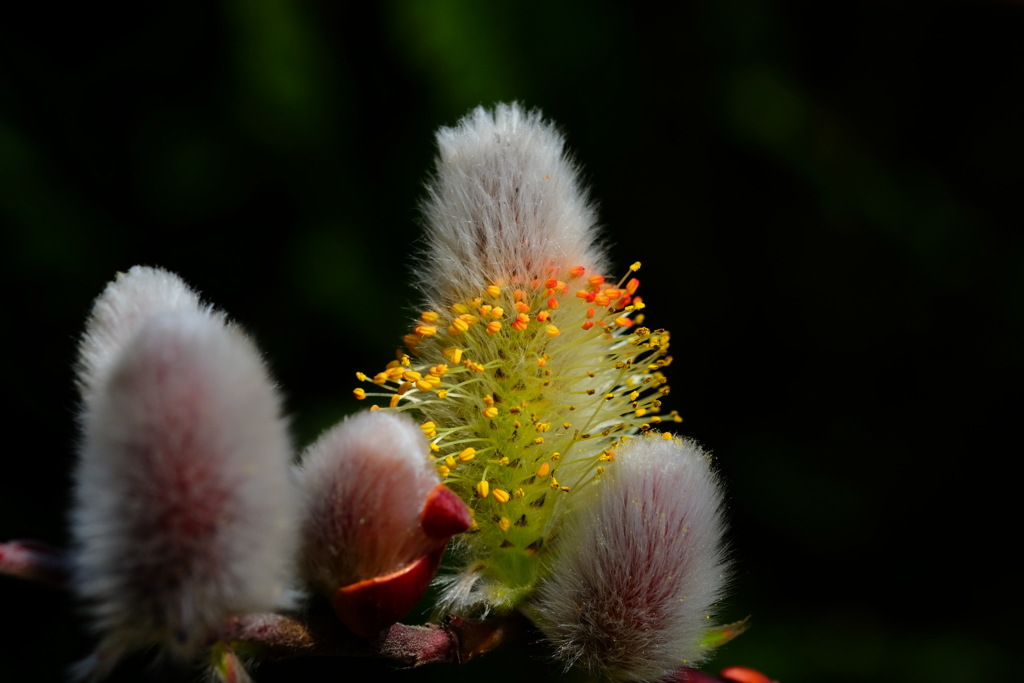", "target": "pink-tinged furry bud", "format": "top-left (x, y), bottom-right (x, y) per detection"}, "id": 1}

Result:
top-left (295, 411), bottom-right (471, 637)
top-left (530, 434), bottom-right (729, 682)
top-left (76, 266), bottom-right (209, 400)
top-left (419, 102), bottom-right (607, 303)
top-left (71, 309), bottom-right (297, 669)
